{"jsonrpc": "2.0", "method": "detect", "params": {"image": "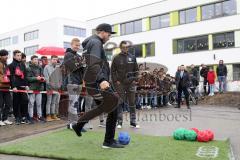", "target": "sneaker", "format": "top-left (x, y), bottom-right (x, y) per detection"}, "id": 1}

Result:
top-left (51, 115), bottom-right (60, 121)
top-left (0, 121), bottom-right (6, 126)
top-left (3, 120), bottom-right (13, 125)
top-left (67, 123), bottom-right (73, 129)
top-left (46, 115), bottom-right (53, 122)
top-left (102, 141), bottom-right (125, 149)
top-left (38, 117), bottom-right (46, 122)
top-left (147, 105), bottom-right (151, 110)
top-left (98, 121), bottom-right (106, 128)
top-left (72, 123), bottom-right (83, 137)
top-left (117, 124), bottom-right (122, 129)
top-left (130, 123), bottom-right (140, 129)
top-left (21, 117), bottom-right (28, 124)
